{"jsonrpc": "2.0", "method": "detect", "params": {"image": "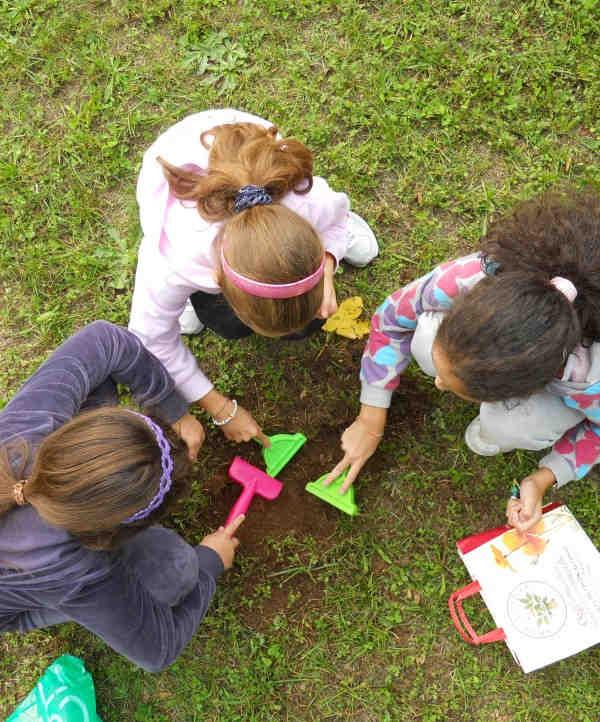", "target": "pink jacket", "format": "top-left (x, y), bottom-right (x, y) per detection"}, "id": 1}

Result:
top-left (129, 109), bottom-right (352, 402)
